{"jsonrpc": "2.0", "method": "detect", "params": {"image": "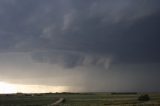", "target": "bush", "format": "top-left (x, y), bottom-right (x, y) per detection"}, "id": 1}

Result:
top-left (138, 94), bottom-right (150, 101)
